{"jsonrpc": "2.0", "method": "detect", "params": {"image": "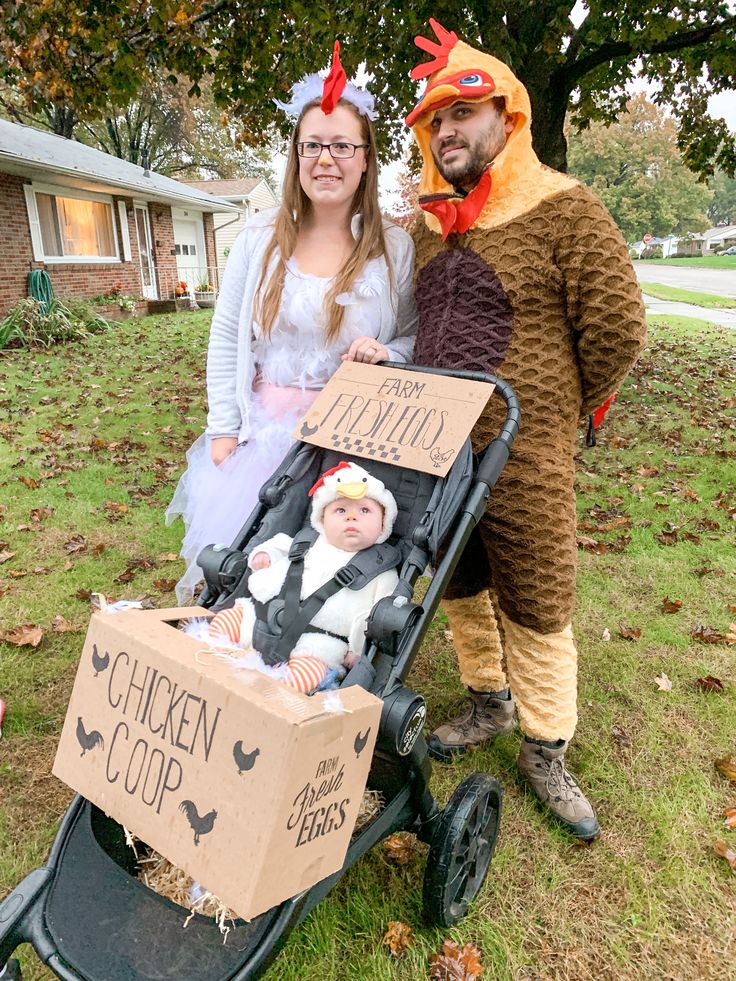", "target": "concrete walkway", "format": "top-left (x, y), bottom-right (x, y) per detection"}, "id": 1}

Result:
top-left (642, 293), bottom-right (736, 329)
